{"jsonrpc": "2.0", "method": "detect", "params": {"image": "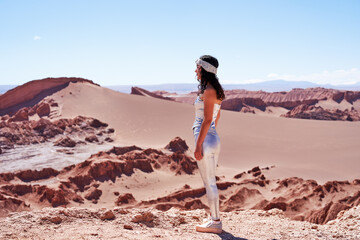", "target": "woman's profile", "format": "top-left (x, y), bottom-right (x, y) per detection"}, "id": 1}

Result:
top-left (192, 55), bottom-right (225, 234)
